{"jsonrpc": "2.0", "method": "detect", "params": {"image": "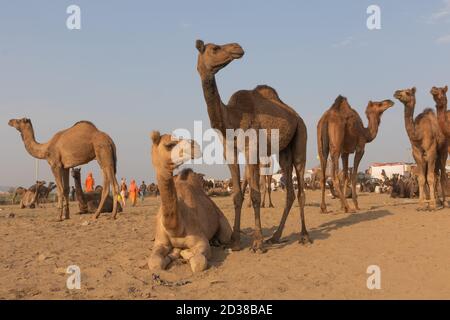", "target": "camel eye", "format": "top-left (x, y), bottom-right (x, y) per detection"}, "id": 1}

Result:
top-left (164, 142), bottom-right (177, 150)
